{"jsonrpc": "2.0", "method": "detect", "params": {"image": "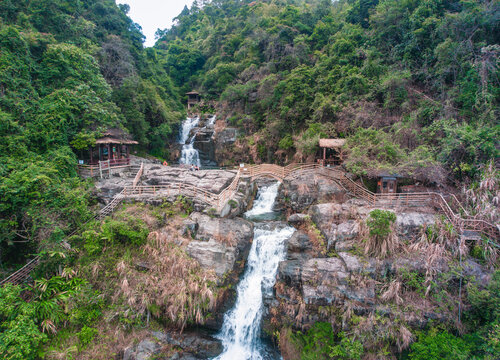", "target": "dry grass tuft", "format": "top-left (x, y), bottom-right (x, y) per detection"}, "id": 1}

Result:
top-left (214, 230), bottom-right (236, 247)
top-left (380, 280), bottom-right (403, 305)
top-left (279, 327), bottom-right (301, 360)
top-left (116, 229), bottom-right (218, 331)
top-left (396, 324), bottom-right (414, 352)
top-left (362, 222), bottom-right (399, 258)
